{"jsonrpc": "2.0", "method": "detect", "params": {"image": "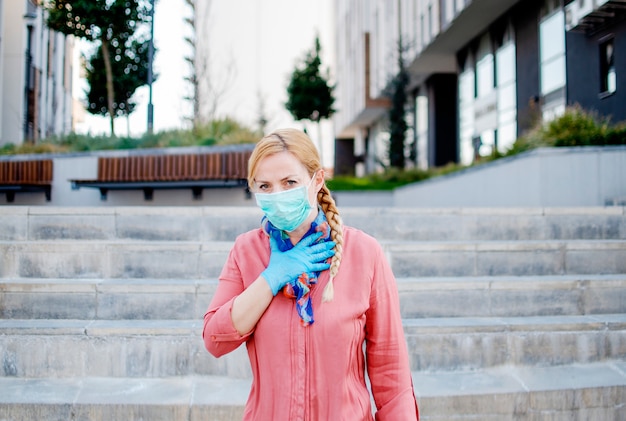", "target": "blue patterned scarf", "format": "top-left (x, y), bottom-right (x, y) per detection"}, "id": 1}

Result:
top-left (262, 209), bottom-right (331, 326)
